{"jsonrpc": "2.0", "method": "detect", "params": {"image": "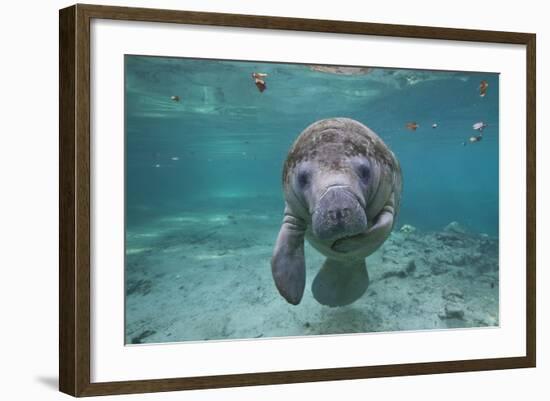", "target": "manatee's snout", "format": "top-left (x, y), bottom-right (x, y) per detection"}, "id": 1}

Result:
top-left (312, 186), bottom-right (367, 241)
